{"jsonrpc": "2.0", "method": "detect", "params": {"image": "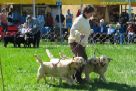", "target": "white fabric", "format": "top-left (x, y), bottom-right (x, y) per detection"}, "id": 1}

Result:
top-left (68, 15), bottom-right (92, 47)
top-left (107, 28), bottom-right (115, 35)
